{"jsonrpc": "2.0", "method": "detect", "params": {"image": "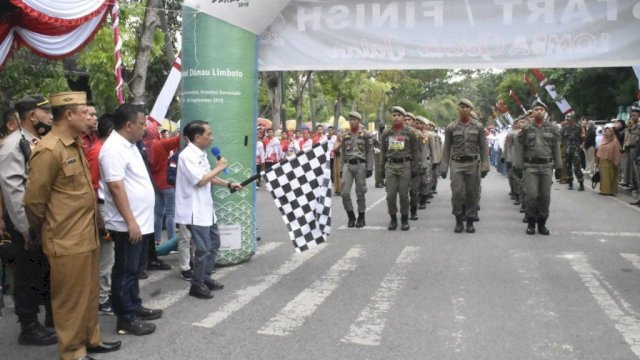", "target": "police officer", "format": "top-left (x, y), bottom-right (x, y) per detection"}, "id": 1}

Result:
top-left (439, 99), bottom-right (489, 233)
top-left (0, 94), bottom-right (56, 346)
top-left (630, 106), bottom-right (640, 205)
top-left (334, 111), bottom-right (373, 228)
top-left (24, 92), bottom-right (121, 359)
top-left (373, 121), bottom-right (385, 188)
top-left (427, 120), bottom-right (443, 195)
top-left (404, 112), bottom-right (422, 220)
top-left (513, 99), bottom-right (563, 235)
top-left (381, 106), bottom-right (420, 231)
top-left (561, 112), bottom-right (585, 191)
